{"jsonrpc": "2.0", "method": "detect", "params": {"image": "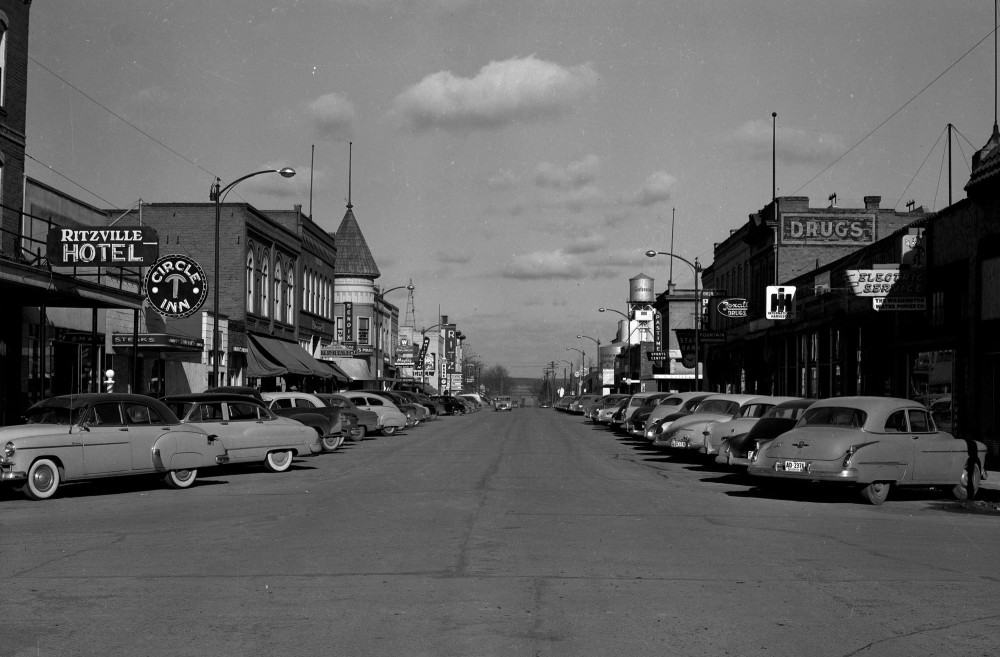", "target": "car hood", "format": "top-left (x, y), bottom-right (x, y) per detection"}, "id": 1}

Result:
top-left (0, 424), bottom-right (80, 442)
top-left (763, 426), bottom-right (868, 461)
